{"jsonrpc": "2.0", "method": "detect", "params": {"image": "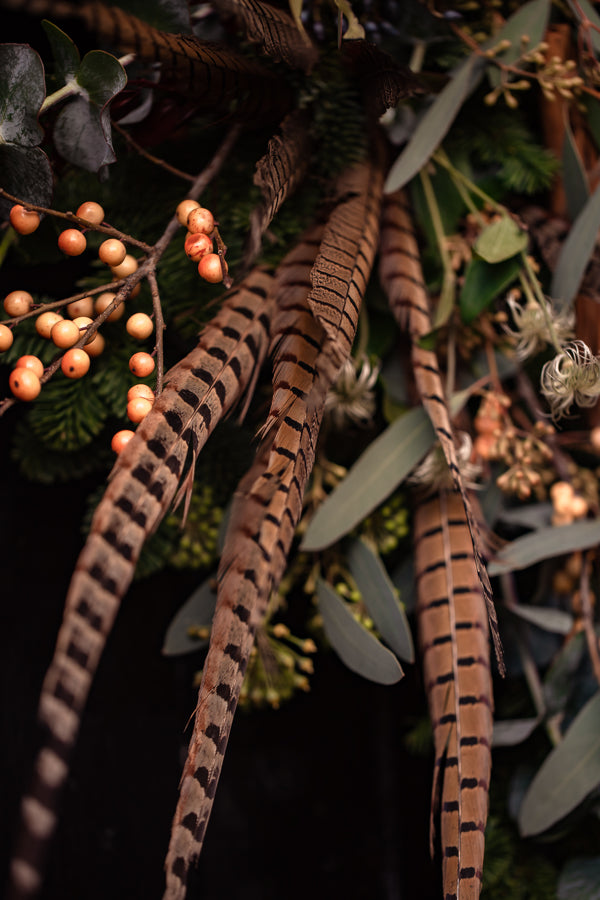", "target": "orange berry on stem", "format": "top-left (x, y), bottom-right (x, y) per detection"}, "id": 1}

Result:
top-left (127, 383), bottom-right (155, 402)
top-left (184, 232), bottom-right (212, 262)
top-left (85, 332), bottom-right (105, 358)
top-left (9, 367), bottom-right (41, 401)
top-left (187, 207), bottom-right (214, 235)
top-left (0, 324), bottom-right (14, 351)
top-left (51, 318), bottom-right (80, 349)
top-left (198, 253), bottom-right (225, 283)
top-left (111, 430), bottom-right (135, 454)
top-left (58, 228), bottom-right (87, 256)
top-left (127, 396), bottom-right (153, 423)
top-left (4, 290), bottom-right (33, 317)
top-left (10, 204), bottom-right (40, 235)
top-left (94, 291), bottom-right (123, 322)
top-left (15, 355), bottom-right (44, 378)
top-left (61, 348), bottom-right (90, 379)
top-left (110, 254), bottom-right (138, 278)
top-left (176, 199), bottom-right (200, 227)
top-left (76, 201), bottom-right (104, 225)
top-left (126, 313), bottom-right (154, 340)
top-left (72, 316), bottom-right (95, 344)
top-left (129, 351), bottom-right (155, 377)
top-left (67, 296), bottom-right (94, 318)
top-left (98, 239), bottom-right (126, 266)
top-left (36, 311), bottom-right (63, 339)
